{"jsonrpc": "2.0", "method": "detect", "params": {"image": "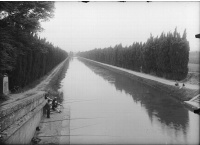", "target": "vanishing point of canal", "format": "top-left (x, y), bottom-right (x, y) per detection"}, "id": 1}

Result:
top-left (60, 58), bottom-right (199, 144)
